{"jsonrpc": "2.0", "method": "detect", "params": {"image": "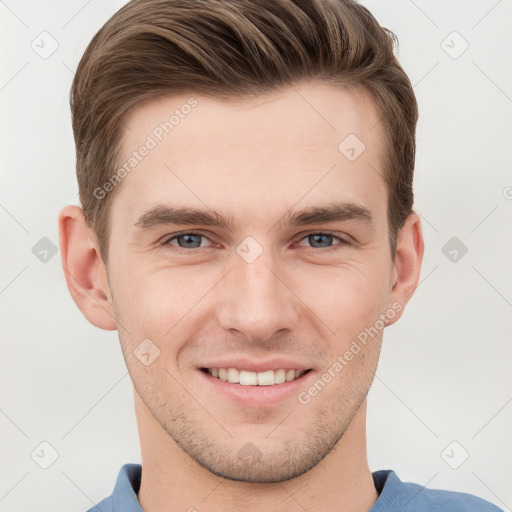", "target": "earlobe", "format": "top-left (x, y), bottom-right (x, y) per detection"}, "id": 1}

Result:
top-left (58, 205), bottom-right (117, 331)
top-left (386, 212), bottom-right (424, 326)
